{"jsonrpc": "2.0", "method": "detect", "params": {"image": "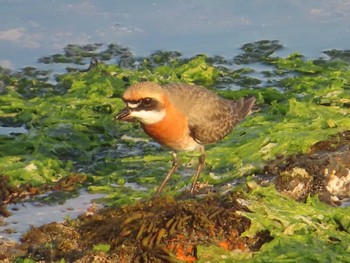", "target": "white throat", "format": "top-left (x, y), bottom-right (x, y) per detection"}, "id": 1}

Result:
top-left (130, 109), bottom-right (166, 124)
